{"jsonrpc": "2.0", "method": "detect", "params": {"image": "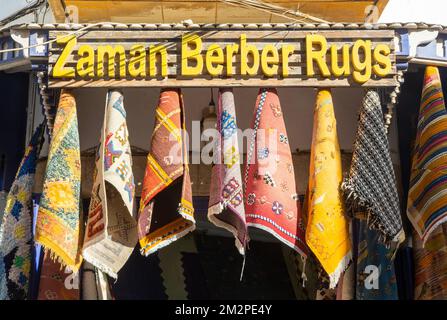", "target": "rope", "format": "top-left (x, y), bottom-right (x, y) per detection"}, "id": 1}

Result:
top-left (219, 0), bottom-right (330, 24)
top-left (0, 22), bottom-right (129, 54)
top-left (0, 0), bottom-right (46, 28)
